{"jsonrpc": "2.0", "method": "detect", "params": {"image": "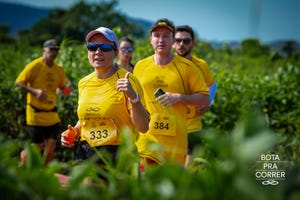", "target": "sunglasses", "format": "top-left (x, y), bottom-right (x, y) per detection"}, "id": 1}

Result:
top-left (175, 38), bottom-right (192, 45)
top-left (49, 48), bottom-right (59, 51)
top-left (87, 43), bottom-right (115, 52)
top-left (120, 47), bottom-right (134, 52)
